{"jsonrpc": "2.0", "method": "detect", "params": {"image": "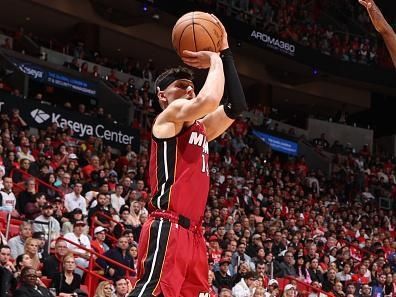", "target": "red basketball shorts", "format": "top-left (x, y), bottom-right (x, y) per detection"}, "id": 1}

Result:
top-left (130, 217), bottom-right (210, 297)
